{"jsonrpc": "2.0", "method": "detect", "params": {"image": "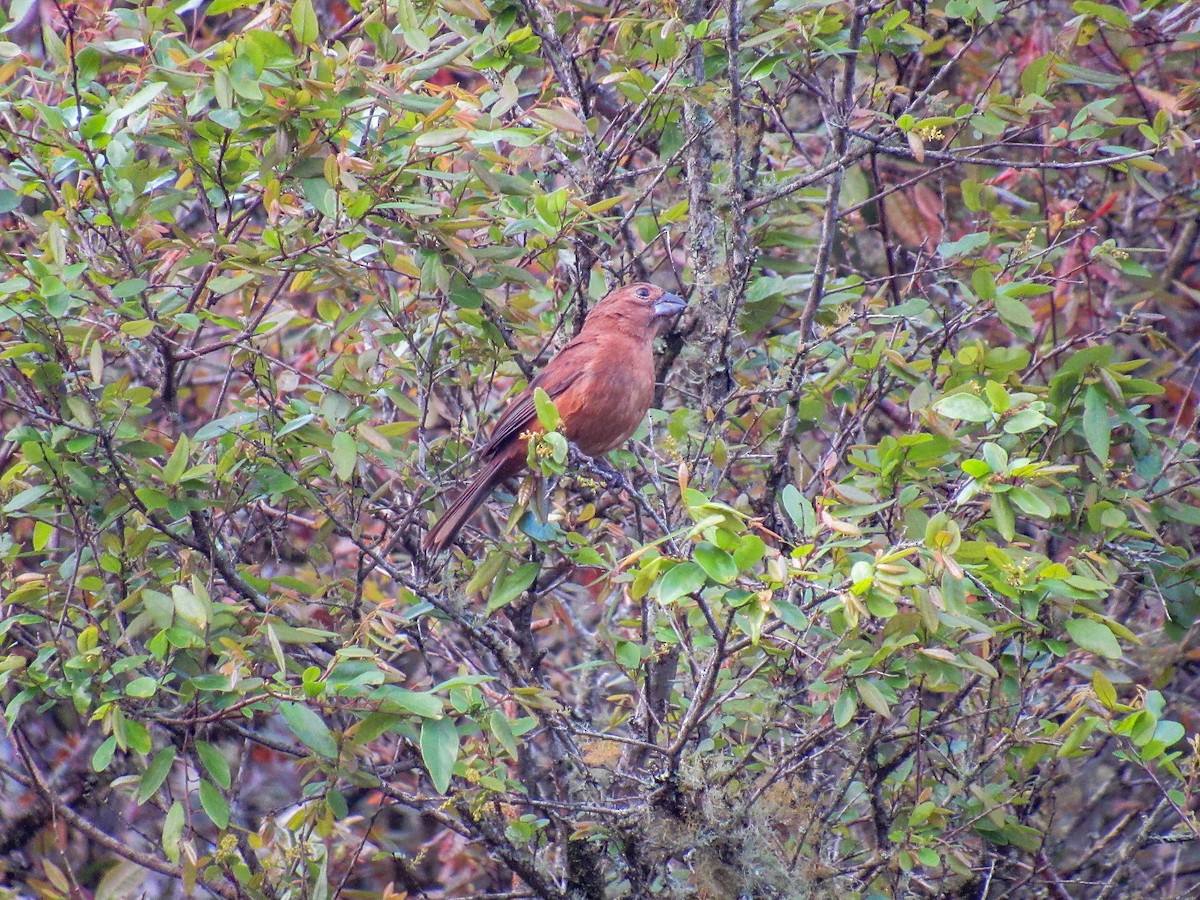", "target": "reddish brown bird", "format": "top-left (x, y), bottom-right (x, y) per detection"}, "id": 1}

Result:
top-left (423, 282), bottom-right (687, 555)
